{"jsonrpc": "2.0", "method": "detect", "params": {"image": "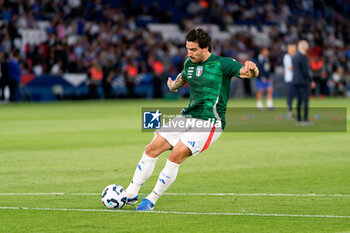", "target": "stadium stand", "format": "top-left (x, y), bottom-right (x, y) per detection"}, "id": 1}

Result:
top-left (0, 0), bottom-right (349, 101)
